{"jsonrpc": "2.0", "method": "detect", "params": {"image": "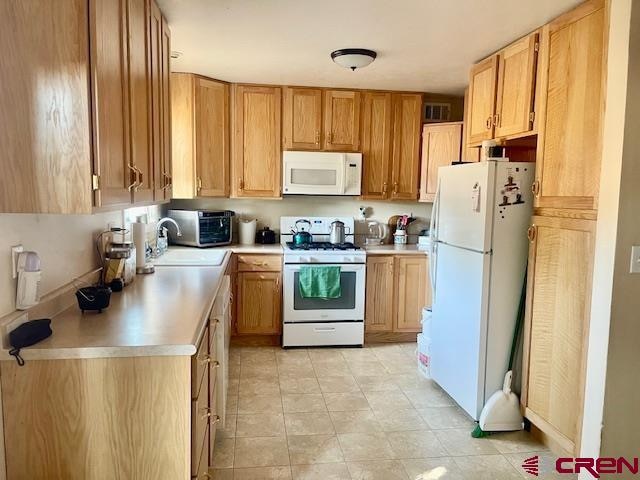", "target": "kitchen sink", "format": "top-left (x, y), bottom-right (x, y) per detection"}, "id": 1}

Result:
top-left (151, 247), bottom-right (228, 266)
